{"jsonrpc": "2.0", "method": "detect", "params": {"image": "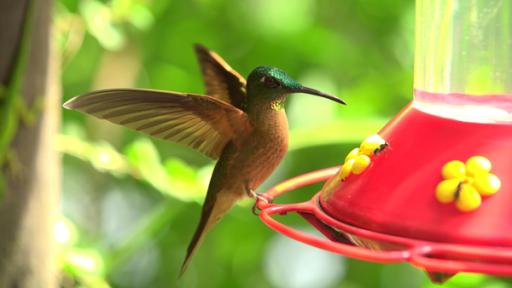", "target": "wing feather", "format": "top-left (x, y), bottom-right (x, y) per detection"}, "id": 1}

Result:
top-left (63, 88), bottom-right (252, 159)
top-left (195, 44), bottom-right (247, 110)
